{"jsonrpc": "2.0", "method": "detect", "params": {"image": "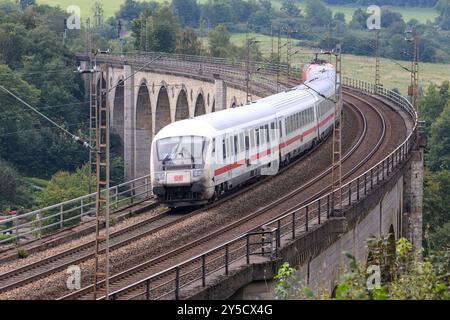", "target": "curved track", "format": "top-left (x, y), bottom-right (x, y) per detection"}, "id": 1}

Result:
top-left (61, 93), bottom-right (392, 300)
top-left (0, 89), bottom-right (408, 300)
top-left (0, 101), bottom-right (361, 295)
